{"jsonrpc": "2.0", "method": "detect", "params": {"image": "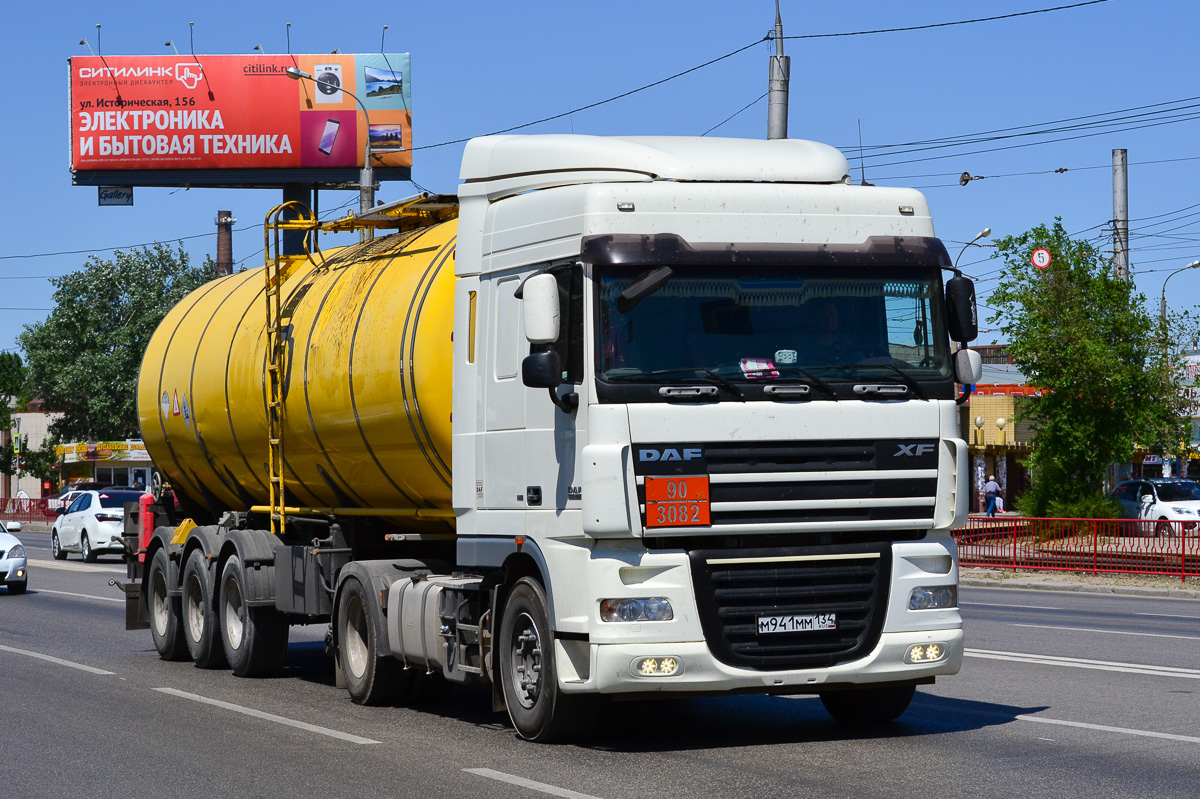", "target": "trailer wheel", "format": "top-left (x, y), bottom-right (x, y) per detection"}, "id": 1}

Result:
top-left (819, 684), bottom-right (916, 726)
top-left (148, 548), bottom-right (187, 661)
top-left (498, 577), bottom-right (595, 743)
top-left (220, 555), bottom-right (289, 677)
top-left (182, 549), bottom-right (228, 669)
top-left (336, 577), bottom-right (408, 705)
